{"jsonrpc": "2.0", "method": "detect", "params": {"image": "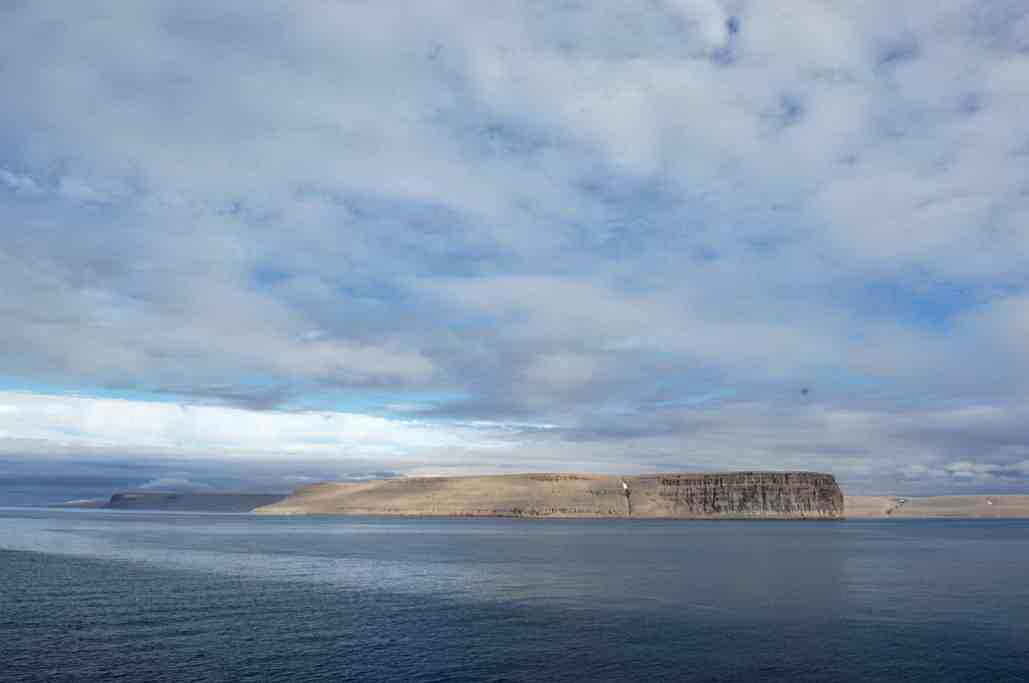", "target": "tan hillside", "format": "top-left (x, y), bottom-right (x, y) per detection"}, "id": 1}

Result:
top-left (845, 495), bottom-right (1029, 518)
